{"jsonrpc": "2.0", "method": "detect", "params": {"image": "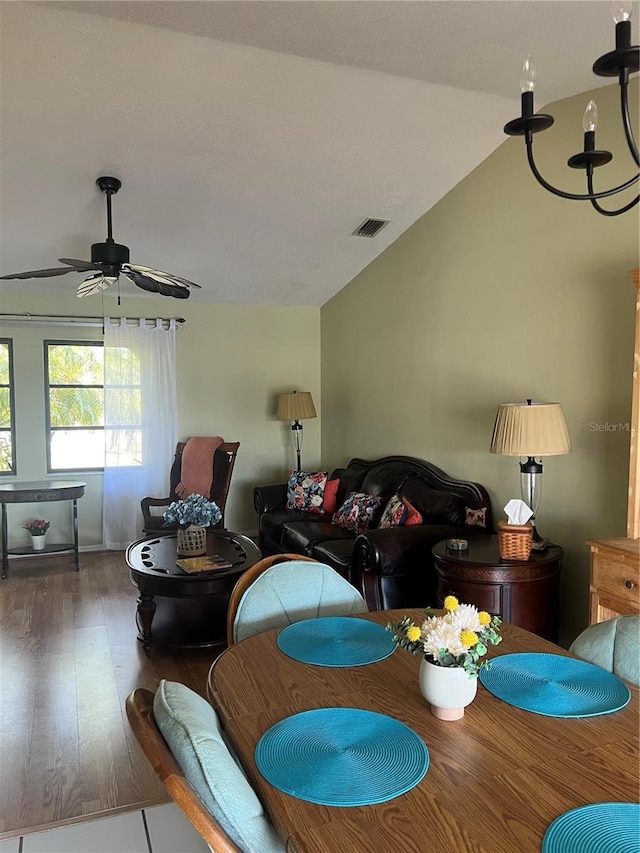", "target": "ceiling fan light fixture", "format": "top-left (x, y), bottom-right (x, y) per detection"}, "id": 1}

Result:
top-left (0, 177), bottom-right (202, 299)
